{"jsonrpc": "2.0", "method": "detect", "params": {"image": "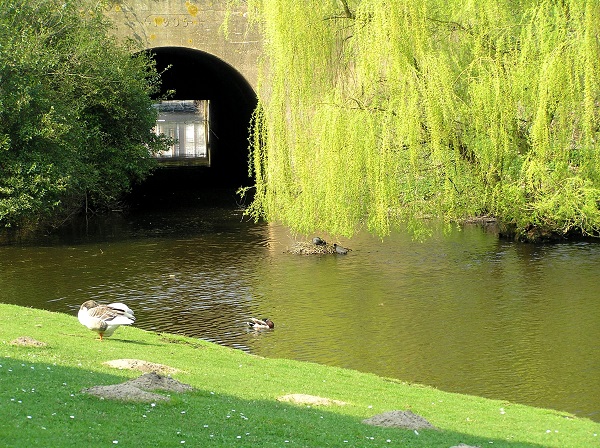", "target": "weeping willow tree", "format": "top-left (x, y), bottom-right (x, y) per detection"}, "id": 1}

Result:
top-left (239, 0), bottom-right (600, 240)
